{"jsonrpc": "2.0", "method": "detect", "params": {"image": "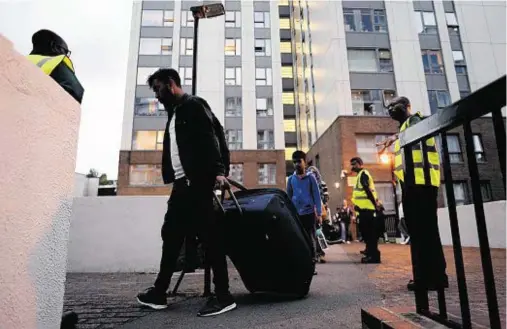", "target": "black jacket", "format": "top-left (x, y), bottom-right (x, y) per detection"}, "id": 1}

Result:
top-left (162, 94), bottom-right (230, 185)
top-left (50, 61), bottom-right (84, 104)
